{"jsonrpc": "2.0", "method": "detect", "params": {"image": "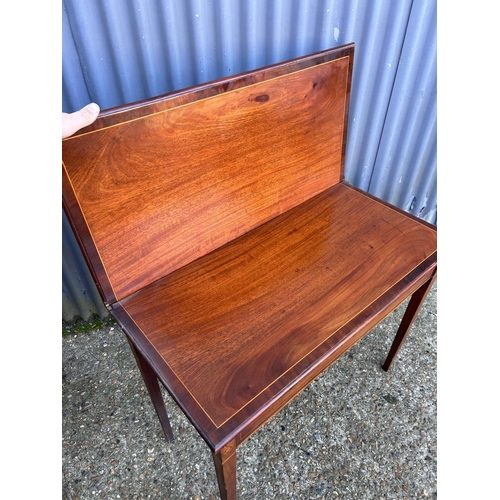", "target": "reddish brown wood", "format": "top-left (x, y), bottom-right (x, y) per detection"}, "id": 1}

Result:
top-left (342, 181), bottom-right (439, 231)
top-left (110, 246), bottom-right (436, 475)
top-left (62, 47), bottom-right (352, 302)
top-left (126, 339), bottom-right (175, 442)
top-left (67, 44), bottom-right (354, 137)
top-left (115, 181), bottom-right (436, 449)
top-left (382, 272), bottom-right (437, 371)
top-left (62, 43), bottom-right (437, 500)
top-left (212, 442), bottom-right (237, 500)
